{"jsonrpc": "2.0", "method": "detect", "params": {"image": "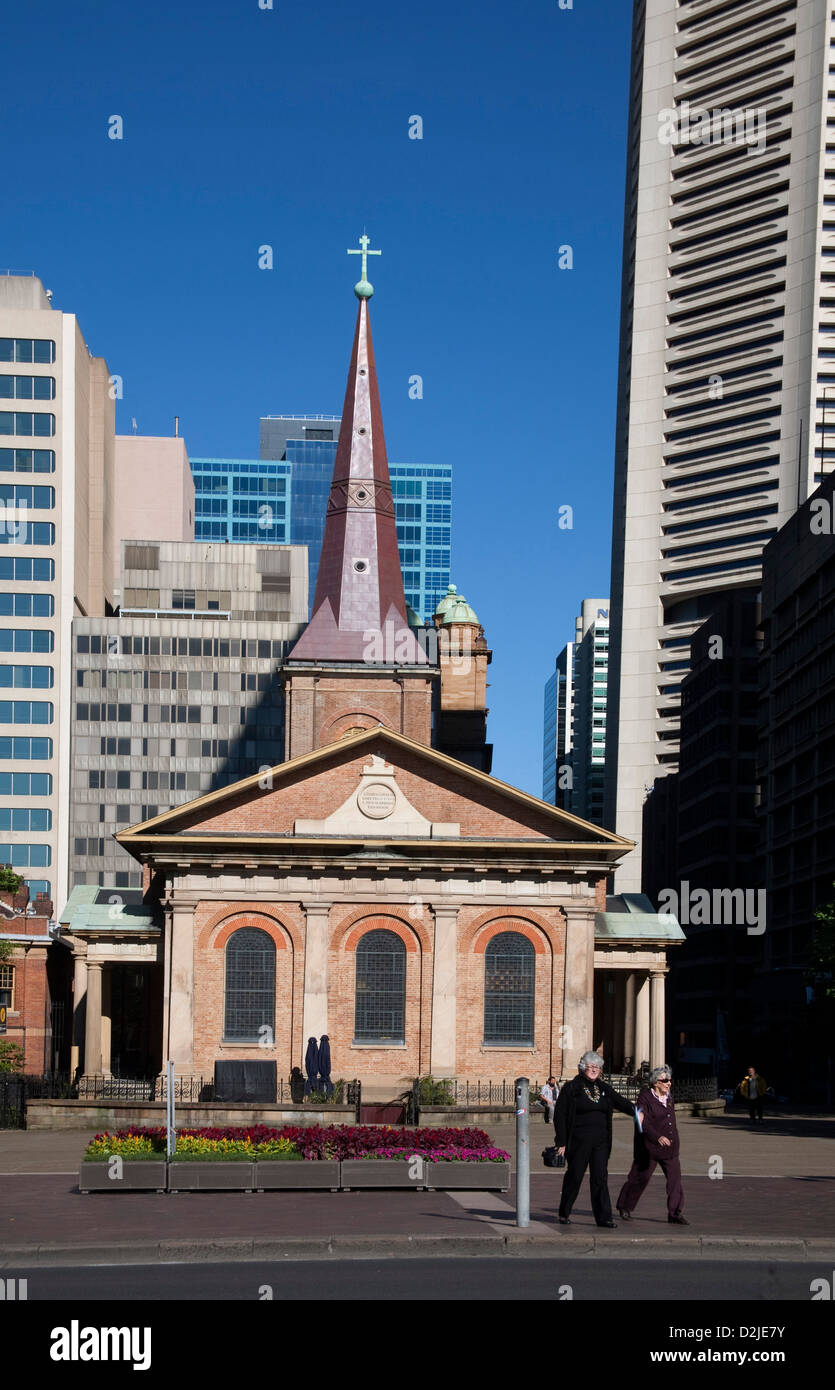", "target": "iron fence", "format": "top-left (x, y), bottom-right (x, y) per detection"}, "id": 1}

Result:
top-left (408, 1074), bottom-right (720, 1119)
top-left (1, 1071), bottom-right (362, 1124)
top-left (0, 1072), bottom-right (75, 1128)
